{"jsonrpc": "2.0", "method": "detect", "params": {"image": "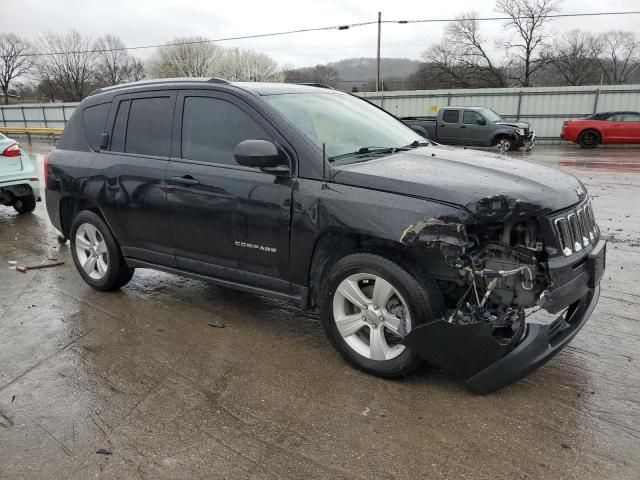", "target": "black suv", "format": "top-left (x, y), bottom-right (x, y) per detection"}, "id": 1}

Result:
top-left (46, 78), bottom-right (605, 393)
